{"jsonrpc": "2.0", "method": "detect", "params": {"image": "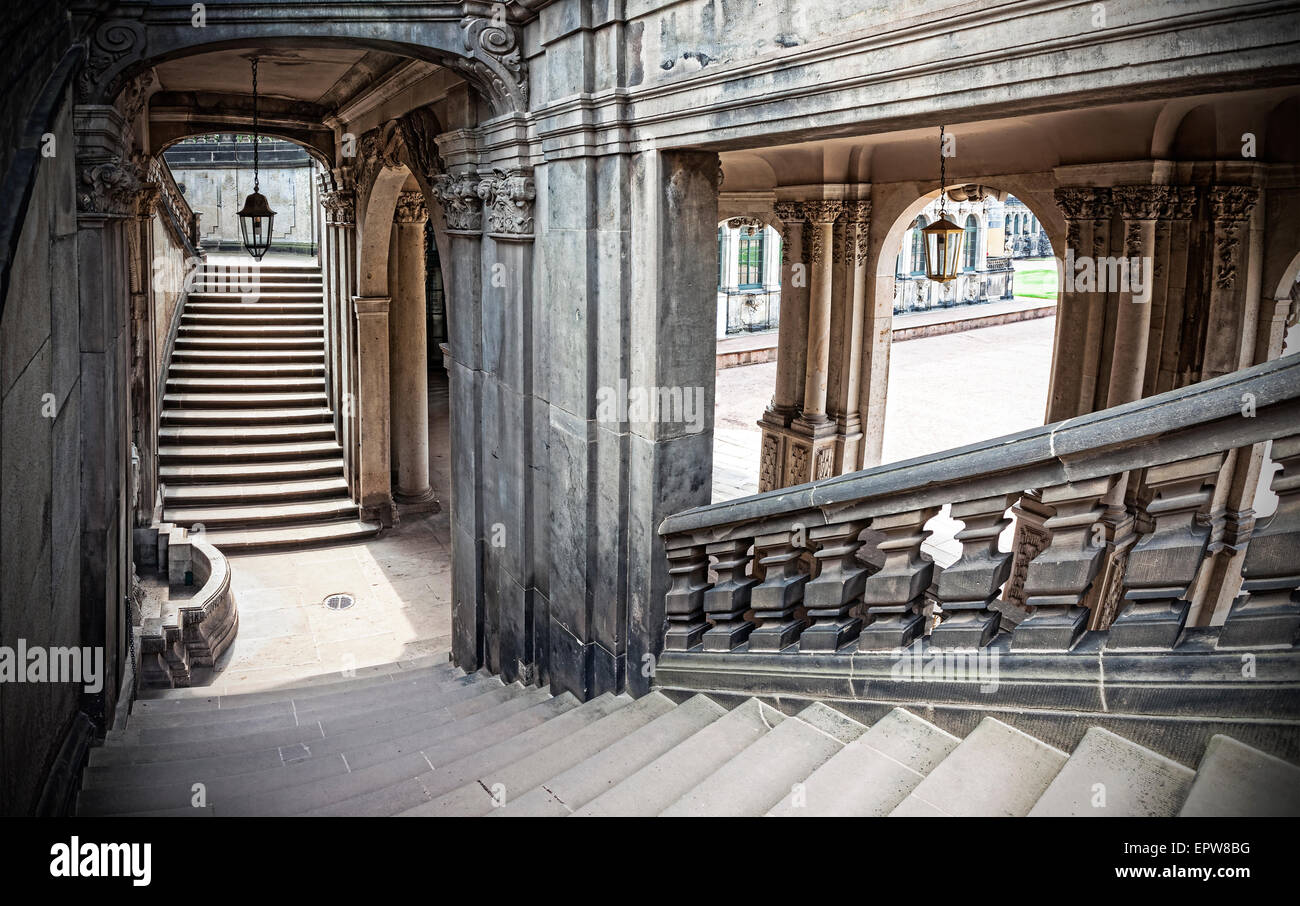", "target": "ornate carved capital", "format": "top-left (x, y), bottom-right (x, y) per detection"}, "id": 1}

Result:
top-left (476, 169), bottom-right (536, 237)
top-left (1163, 186), bottom-right (1198, 221)
top-left (432, 173), bottom-right (483, 232)
top-left (727, 216), bottom-right (763, 234)
top-left (799, 200), bottom-right (844, 225)
top-left (77, 158), bottom-right (147, 217)
top-left (1053, 186), bottom-right (1113, 223)
top-left (845, 201), bottom-right (871, 265)
top-left (394, 191), bottom-right (428, 225)
top-left (1114, 185), bottom-right (1171, 221)
top-left (1210, 185), bottom-right (1259, 223)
